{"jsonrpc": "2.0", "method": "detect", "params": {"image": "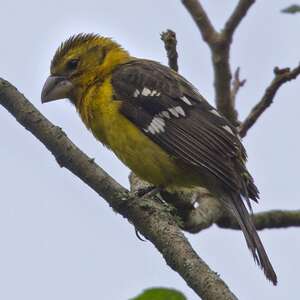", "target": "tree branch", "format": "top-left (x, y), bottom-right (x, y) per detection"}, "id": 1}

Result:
top-left (0, 78), bottom-right (238, 300)
top-left (211, 43), bottom-right (237, 124)
top-left (239, 64), bottom-right (300, 137)
top-left (181, 0), bottom-right (255, 124)
top-left (181, 0), bottom-right (218, 44)
top-left (217, 210), bottom-right (300, 230)
top-left (223, 0), bottom-right (256, 40)
top-left (161, 30), bottom-right (179, 72)
top-left (129, 172), bottom-right (224, 235)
